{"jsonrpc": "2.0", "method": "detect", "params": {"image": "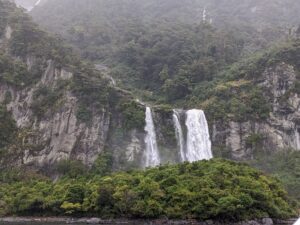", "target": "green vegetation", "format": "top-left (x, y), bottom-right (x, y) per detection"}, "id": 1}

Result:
top-left (31, 0), bottom-right (248, 103)
top-left (186, 40), bottom-right (300, 122)
top-left (0, 1), bottom-right (299, 221)
top-left (249, 150), bottom-right (300, 205)
top-left (0, 0), bottom-right (113, 124)
top-left (118, 100), bottom-right (145, 130)
top-left (30, 0), bottom-right (300, 109)
top-left (0, 159), bottom-right (297, 220)
top-left (31, 83), bottom-right (67, 119)
top-left (0, 105), bottom-right (17, 150)
top-left (0, 52), bottom-right (30, 87)
top-left (29, 0), bottom-right (300, 124)
top-left (192, 83), bottom-right (272, 122)
top-left (71, 63), bottom-right (111, 124)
